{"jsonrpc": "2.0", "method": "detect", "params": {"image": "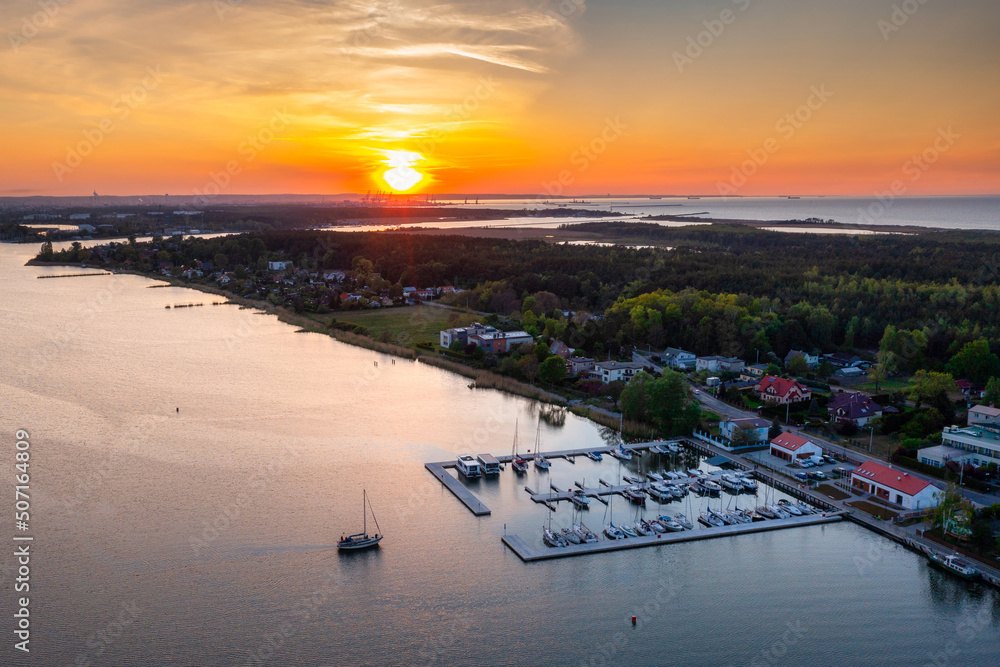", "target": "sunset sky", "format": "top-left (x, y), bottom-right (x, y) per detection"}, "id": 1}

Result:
top-left (2, 0), bottom-right (998, 197)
